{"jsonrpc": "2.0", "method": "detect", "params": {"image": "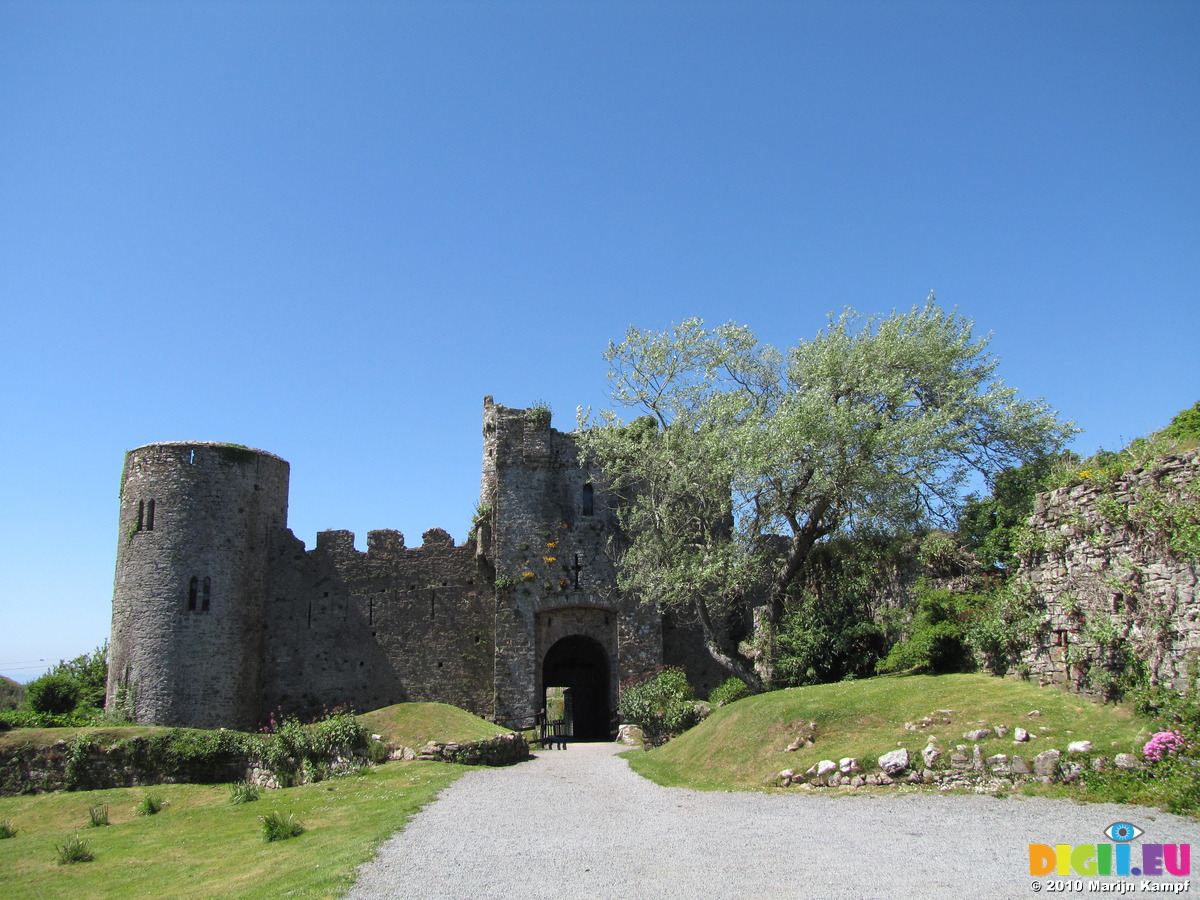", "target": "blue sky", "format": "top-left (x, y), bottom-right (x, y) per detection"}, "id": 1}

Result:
top-left (1, 1), bottom-right (1196, 683)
